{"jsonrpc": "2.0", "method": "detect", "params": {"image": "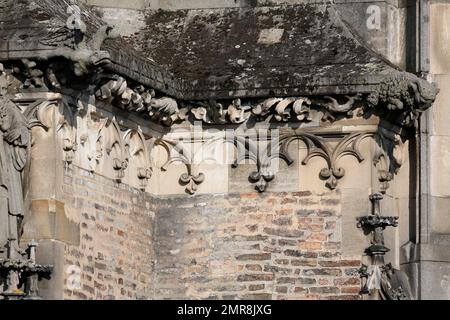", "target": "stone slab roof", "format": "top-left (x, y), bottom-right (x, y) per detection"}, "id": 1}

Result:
top-left (0, 0), bottom-right (402, 100)
top-left (0, 0), bottom-right (97, 57)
